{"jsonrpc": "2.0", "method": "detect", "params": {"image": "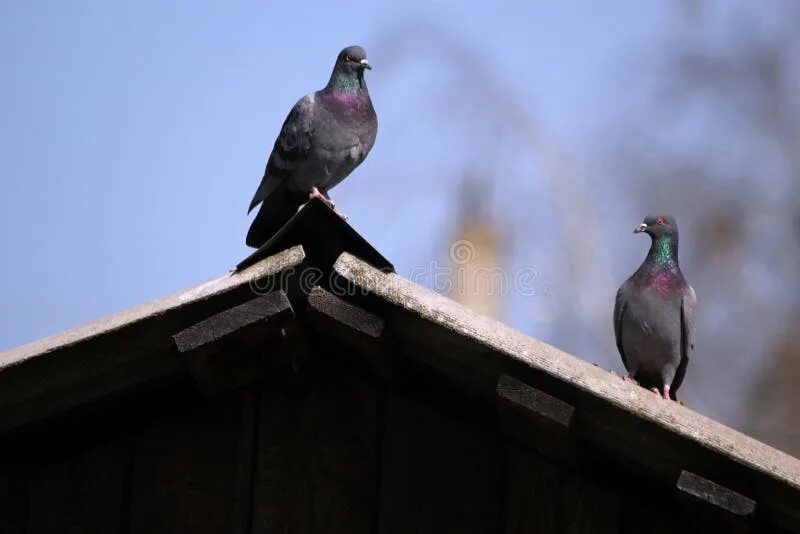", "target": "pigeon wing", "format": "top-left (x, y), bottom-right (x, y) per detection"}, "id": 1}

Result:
top-left (248, 94), bottom-right (315, 213)
top-left (613, 284), bottom-right (630, 371)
